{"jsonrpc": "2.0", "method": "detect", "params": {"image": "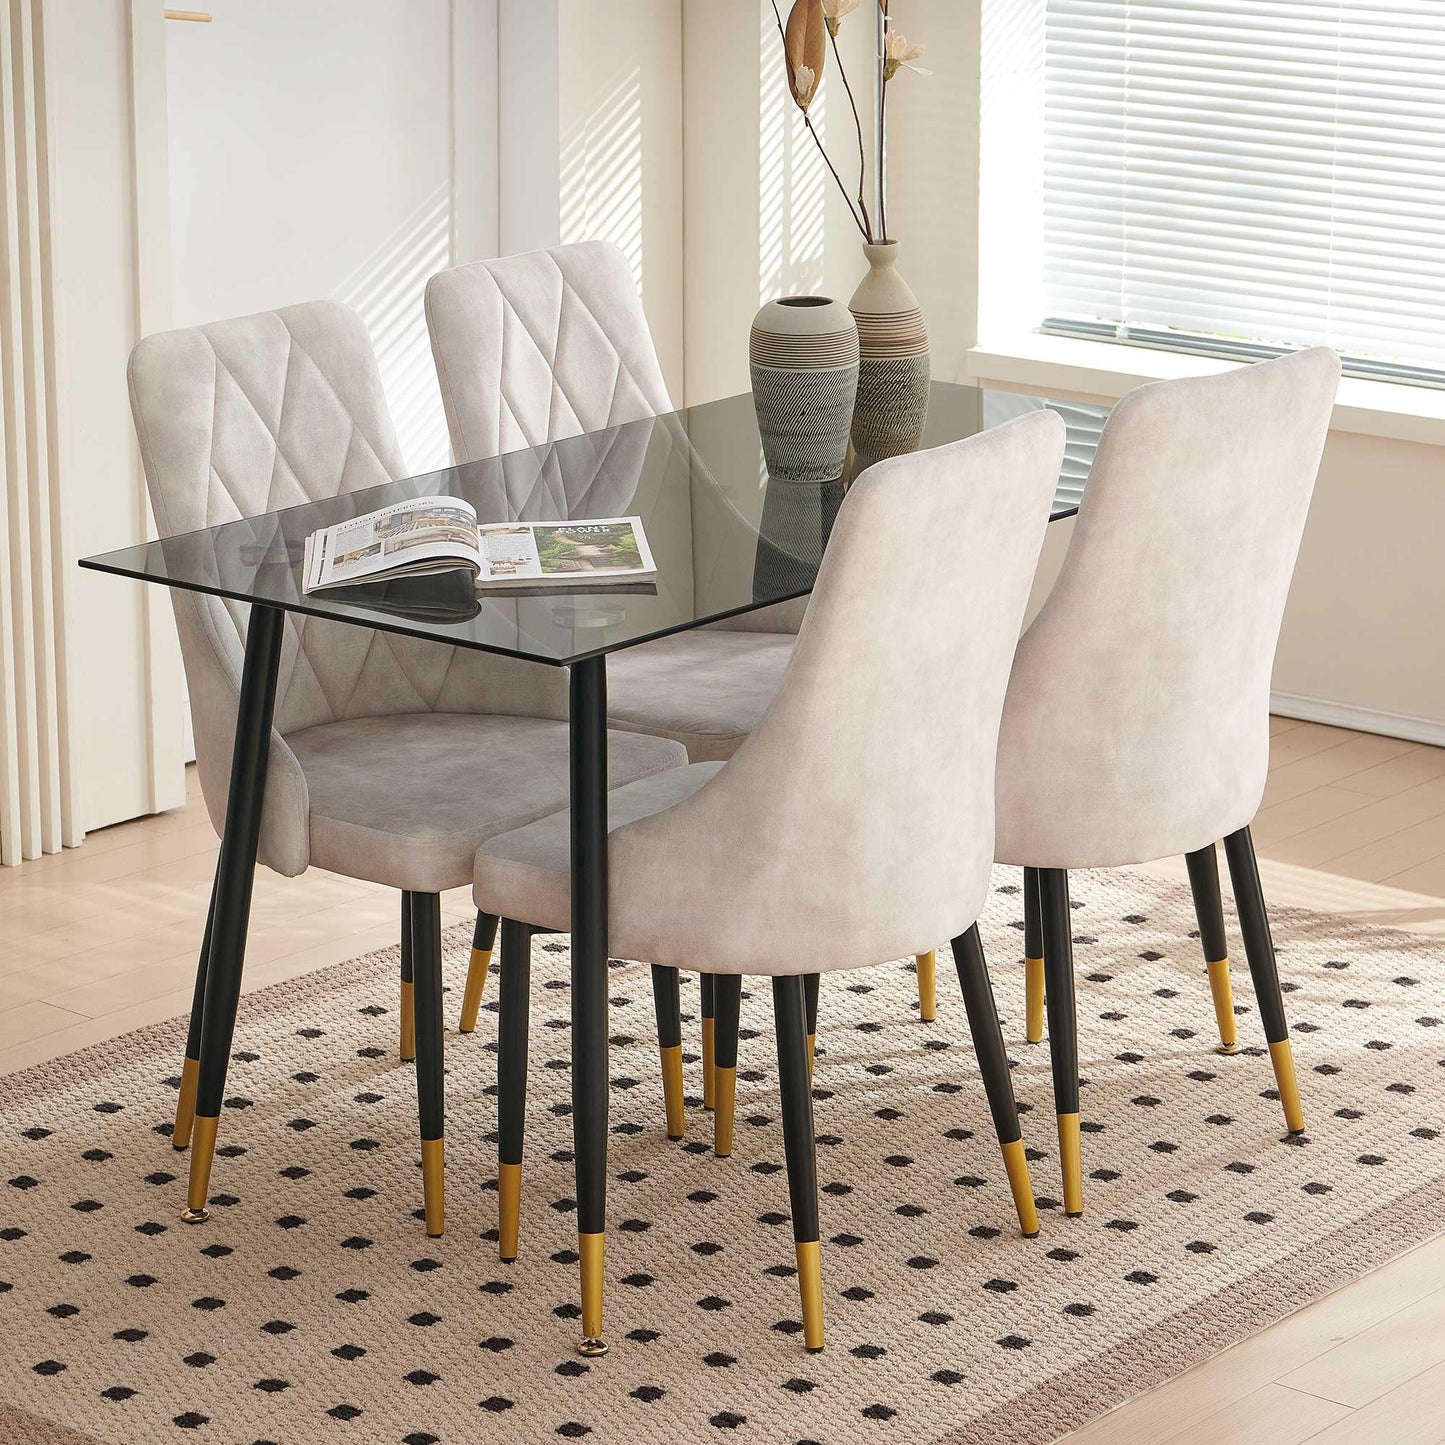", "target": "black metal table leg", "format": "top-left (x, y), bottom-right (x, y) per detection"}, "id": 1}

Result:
top-left (173, 871), bottom-right (217, 1150)
top-left (183, 603), bottom-right (284, 1223)
top-left (570, 655), bottom-right (610, 1357)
